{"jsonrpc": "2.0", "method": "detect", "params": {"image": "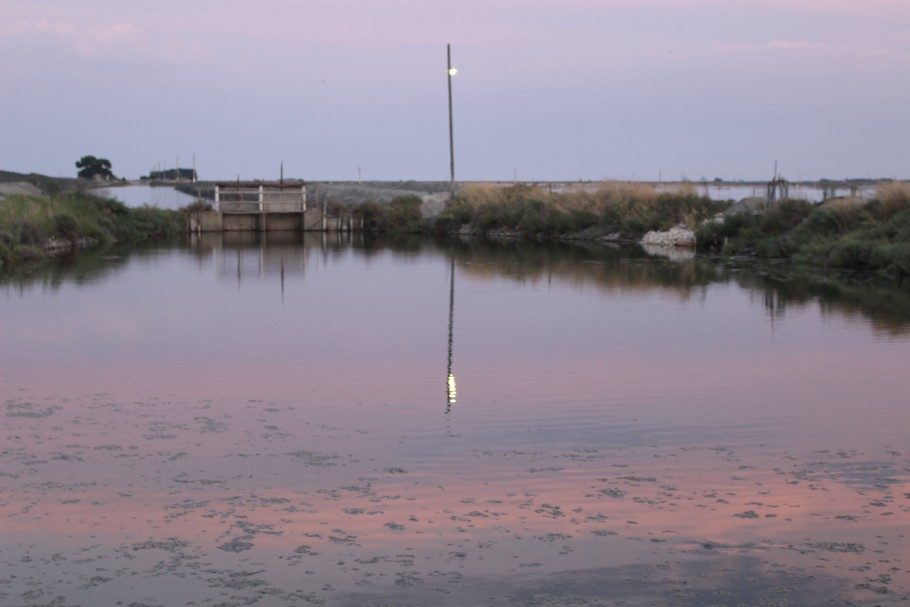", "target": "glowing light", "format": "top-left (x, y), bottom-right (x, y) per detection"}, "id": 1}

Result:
top-left (447, 373), bottom-right (457, 405)
top-left (448, 68), bottom-right (458, 76)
